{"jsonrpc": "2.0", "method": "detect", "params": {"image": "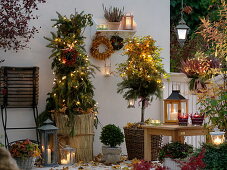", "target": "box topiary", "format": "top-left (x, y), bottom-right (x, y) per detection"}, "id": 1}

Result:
top-left (100, 124), bottom-right (124, 148)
